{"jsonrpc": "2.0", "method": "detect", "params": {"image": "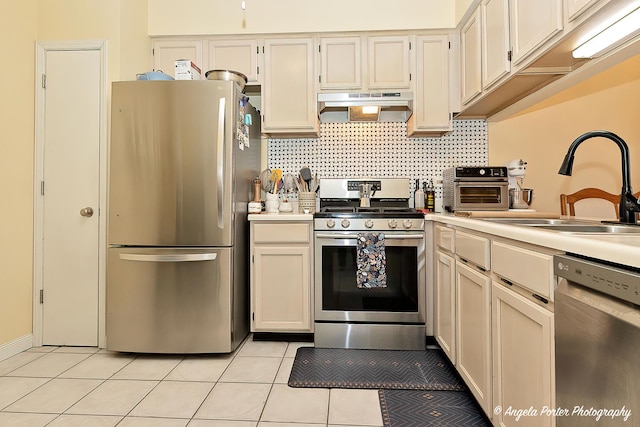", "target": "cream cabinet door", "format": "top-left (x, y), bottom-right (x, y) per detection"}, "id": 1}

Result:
top-left (262, 38), bottom-right (318, 134)
top-left (492, 282), bottom-right (554, 427)
top-left (435, 251), bottom-right (456, 364)
top-left (565, 0), bottom-right (600, 23)
top-left (207, 39), bottom-right (261, 83)
top-left (509, 0), bottom-right (563, 65)
top-left (460, 7), bottom-right (483, 105)
top-left (482, 0), bottom-right (511, 90)
top-left (456, 260), bottom-right (492, 415)
top-left (408, 35), bottom-right (451, 135)
top-left (367, 35), bottom-right (412, 89)
top-left (319, 37), bottom-right (362, 90)
top-left (152, 39), bottom-right (204, 79)
top-left (252, 245), bottom-right (312, 332)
